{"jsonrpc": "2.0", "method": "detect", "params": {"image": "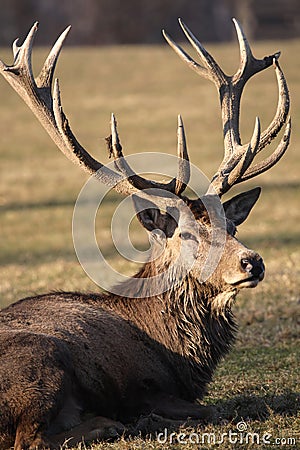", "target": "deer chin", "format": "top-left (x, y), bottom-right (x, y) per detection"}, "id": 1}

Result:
top-left (224, 272), bottom-right (265, 289)
top-left (234, 277), bottom-right (260, 289)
